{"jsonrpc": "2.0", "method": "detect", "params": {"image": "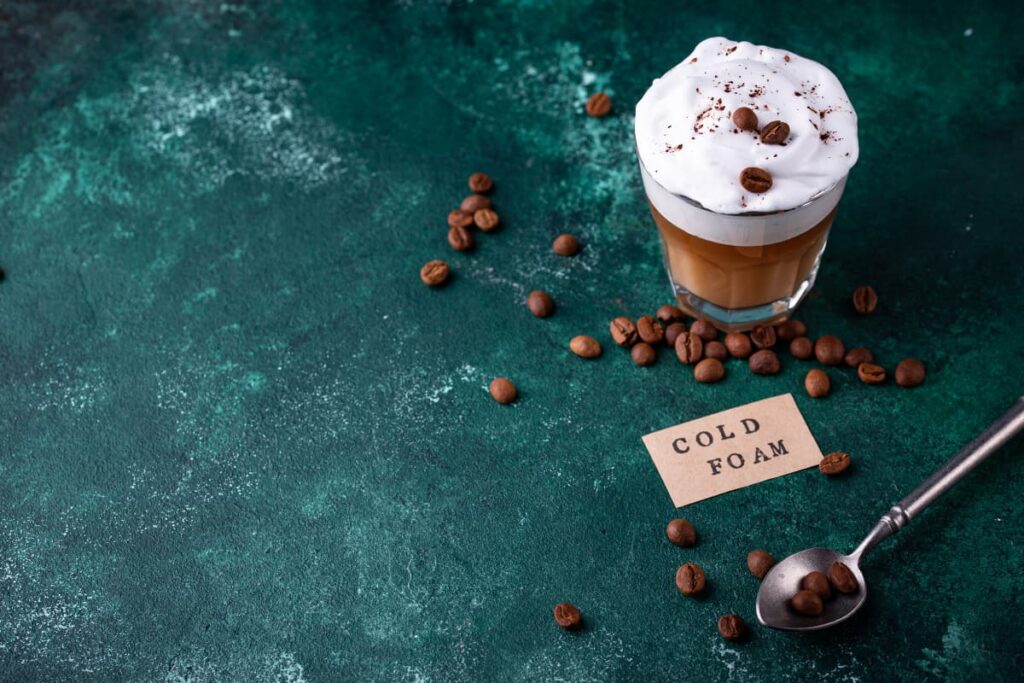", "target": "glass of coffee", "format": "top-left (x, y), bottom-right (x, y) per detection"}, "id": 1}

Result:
top-left (635, 38), bottom-right (859, 331)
